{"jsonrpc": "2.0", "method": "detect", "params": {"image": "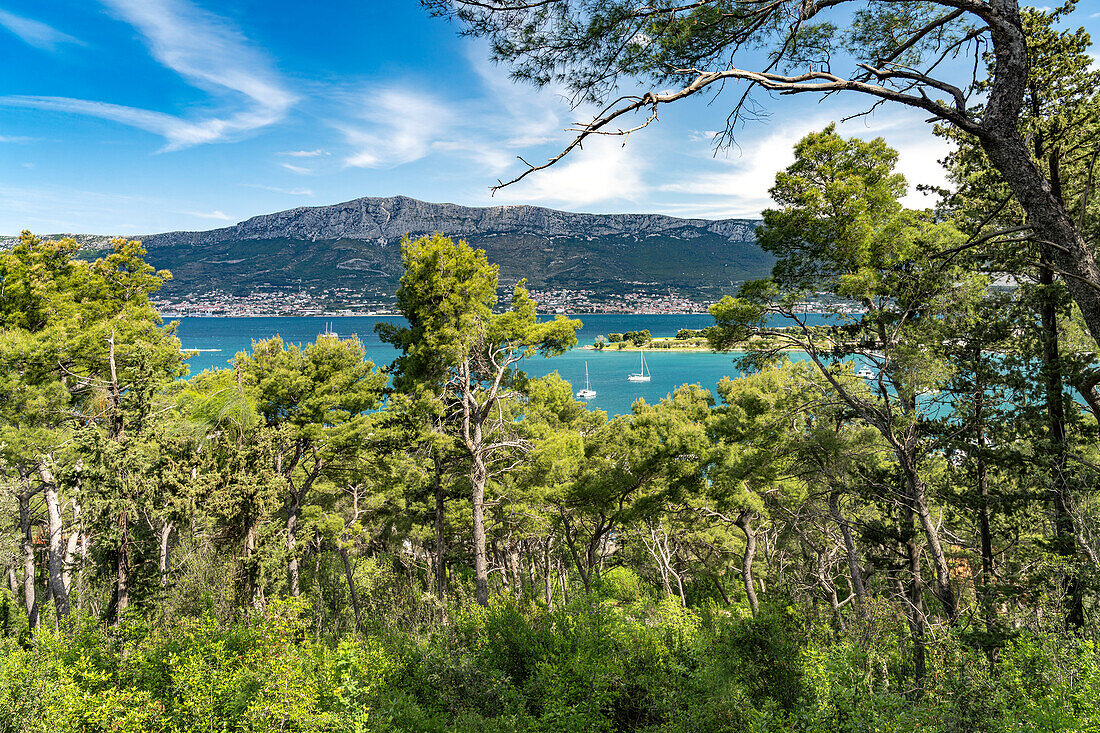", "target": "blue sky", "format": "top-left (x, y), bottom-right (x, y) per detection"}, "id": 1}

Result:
top-left (1, 1), bottom-right (1098, 235)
